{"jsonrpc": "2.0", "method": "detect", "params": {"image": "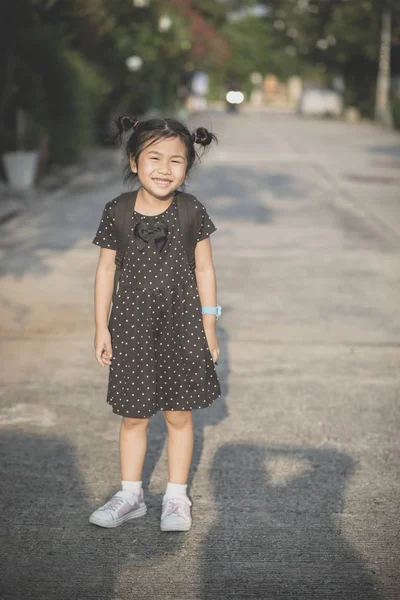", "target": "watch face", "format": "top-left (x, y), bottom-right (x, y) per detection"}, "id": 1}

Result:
top-left (216, 304), bottom-right (222, 318)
